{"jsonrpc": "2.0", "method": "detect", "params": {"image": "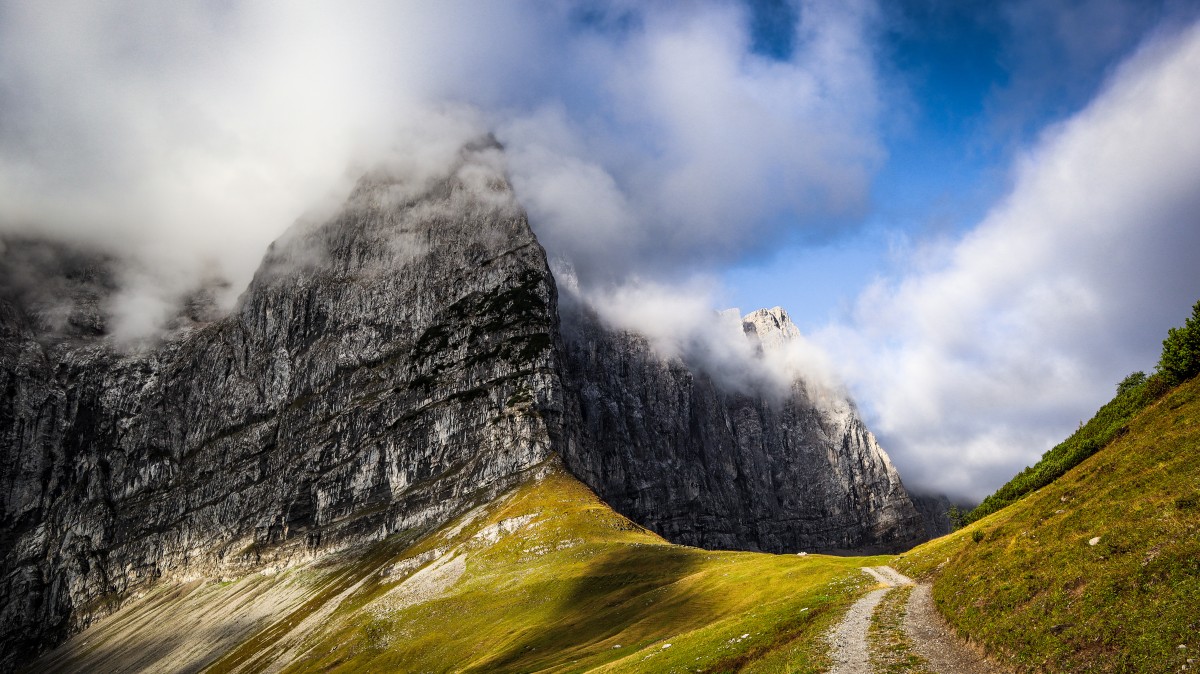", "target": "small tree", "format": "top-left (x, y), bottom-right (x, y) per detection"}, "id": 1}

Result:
top-left (1158, 300), bottom-right (1200, 385)
top-left (947, 505), bottom-right (965, 531)
top-left (1116, 371), bottom-right (1146, 397)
